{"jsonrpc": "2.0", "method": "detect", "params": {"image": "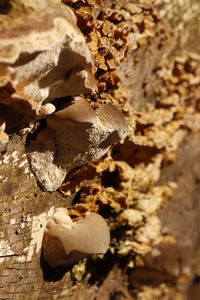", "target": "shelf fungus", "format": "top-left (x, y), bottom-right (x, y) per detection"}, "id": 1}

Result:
top-left (42, 208), bottom-right (110, 267)
top-left (0, 0), bottom-right (95, 114)
top-left (28, 97), bottom-right (128, 191)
